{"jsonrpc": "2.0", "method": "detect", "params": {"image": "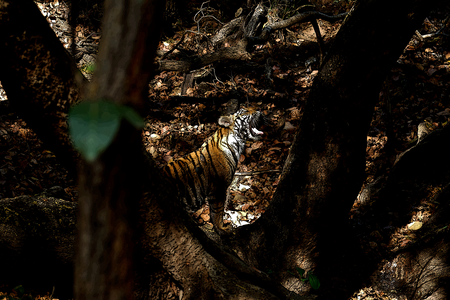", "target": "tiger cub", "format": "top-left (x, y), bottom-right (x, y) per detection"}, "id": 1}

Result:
top-left (162, 107), bottom-right (264, 235)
